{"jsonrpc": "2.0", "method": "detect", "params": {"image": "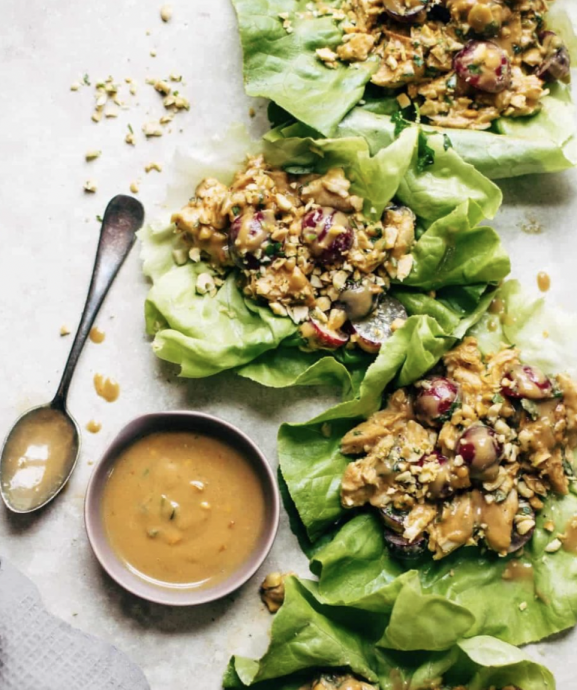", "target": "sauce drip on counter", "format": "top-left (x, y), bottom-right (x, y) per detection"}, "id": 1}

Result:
top-left (89, 326), bottom-right (106, 344)
top-left (86, 420), bottom-right (102, 434)
top-left (94, 374), bottom-right (120, 402)
top-left (102, 431), bottom-right (266, 589)
top-left (502, 560), bottom-right (534, 582)
top-left (537, 271), bottom-right (551, 293)
top-left (1, 407), bottom-right (78, 511)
